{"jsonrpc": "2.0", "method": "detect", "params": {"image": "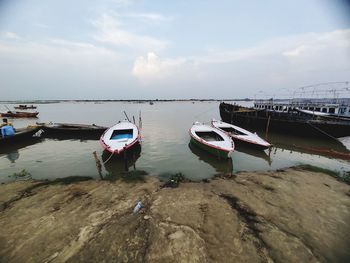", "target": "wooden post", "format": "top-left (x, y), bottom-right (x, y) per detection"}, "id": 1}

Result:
top-left (265, 116), bottom-right (271, 140)
top-left (93, 151), bottom-right (103, 180)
